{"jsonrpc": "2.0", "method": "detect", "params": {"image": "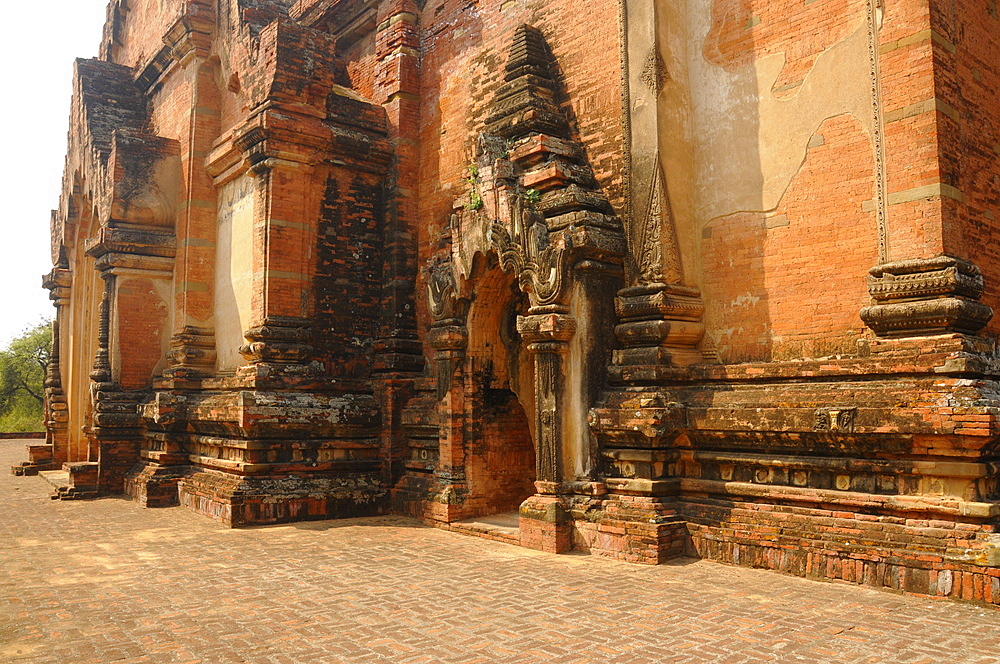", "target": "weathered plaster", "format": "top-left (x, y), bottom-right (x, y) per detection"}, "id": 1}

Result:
top-left (678, 0), bottom-right (872, 226)
top-left (214, 177), bottom-right (254, 370)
